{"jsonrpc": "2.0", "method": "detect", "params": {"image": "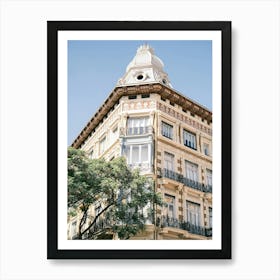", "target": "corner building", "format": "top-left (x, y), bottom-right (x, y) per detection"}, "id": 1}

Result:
top-left (71, 45), bottom-right (212, 240)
